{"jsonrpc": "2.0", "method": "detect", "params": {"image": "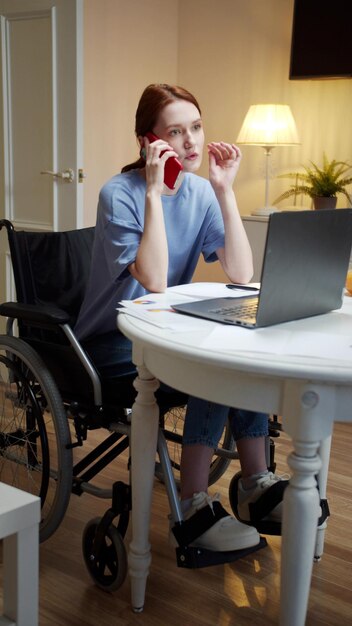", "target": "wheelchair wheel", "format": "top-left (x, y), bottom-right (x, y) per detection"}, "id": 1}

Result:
top-left (82, 517), bottom-right (128, 592)
top-left (0, 335), bottom-right (73, 541)
top-left (157, 406), bottom-right (236, 487)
